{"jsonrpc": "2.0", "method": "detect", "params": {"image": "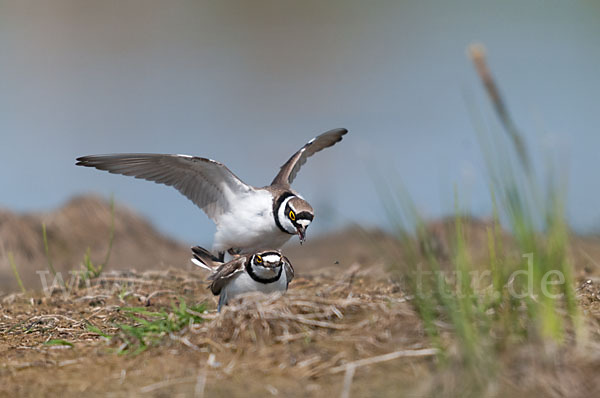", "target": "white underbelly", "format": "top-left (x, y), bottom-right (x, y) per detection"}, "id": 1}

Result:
top-left (212, 191), bottom-right (293, 252)
top-left (223, 271), bottom-right (289, 301)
